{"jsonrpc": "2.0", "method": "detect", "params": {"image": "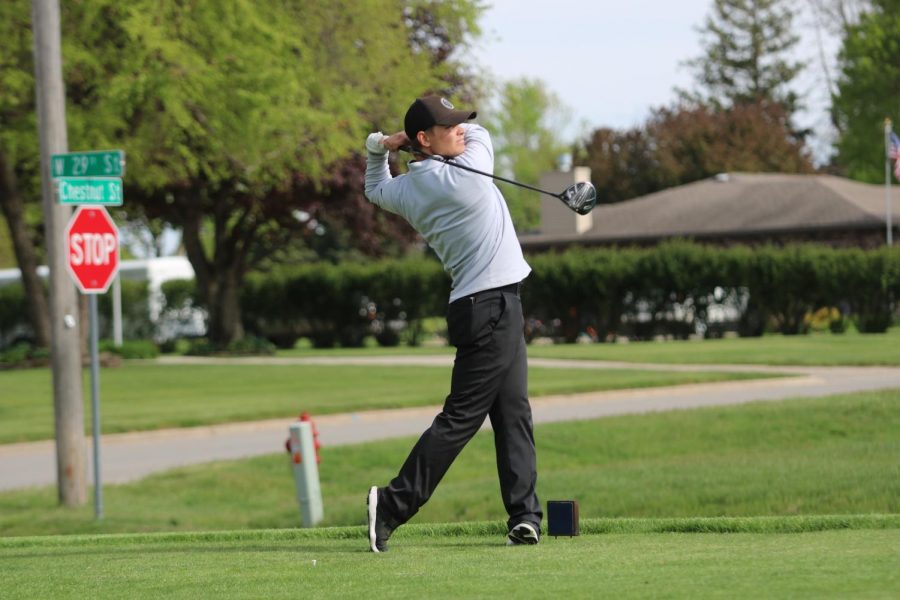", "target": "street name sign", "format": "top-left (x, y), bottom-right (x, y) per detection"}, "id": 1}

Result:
top-left (56, 177), bottom-right (123, 206)
top-left (51, 150), bottom-right (125, 178)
